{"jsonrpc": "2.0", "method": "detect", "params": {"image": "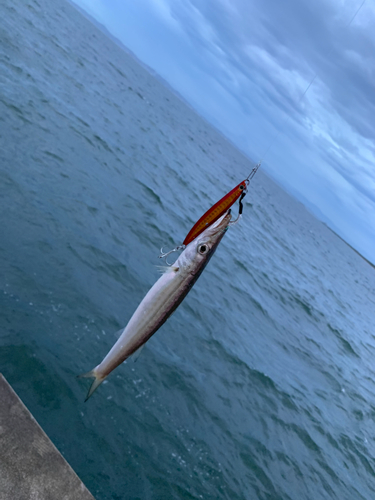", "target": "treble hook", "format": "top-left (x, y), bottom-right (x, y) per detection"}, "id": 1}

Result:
top-left (159, 245), bottom-right (185, 266)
